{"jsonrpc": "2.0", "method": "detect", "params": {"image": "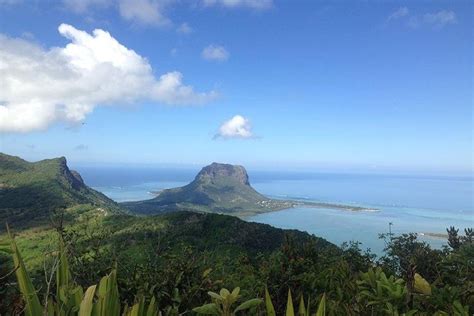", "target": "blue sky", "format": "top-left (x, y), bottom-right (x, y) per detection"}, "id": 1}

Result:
top-left (0, 0), bottom-right (472, 174)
